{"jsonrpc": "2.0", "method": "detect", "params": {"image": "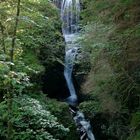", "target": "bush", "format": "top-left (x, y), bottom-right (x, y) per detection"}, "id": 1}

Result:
top-left (0, 94), bottom-right (69, 140)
